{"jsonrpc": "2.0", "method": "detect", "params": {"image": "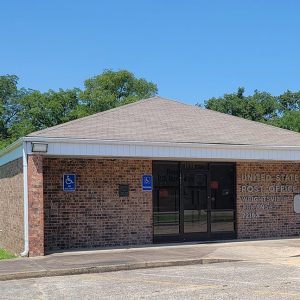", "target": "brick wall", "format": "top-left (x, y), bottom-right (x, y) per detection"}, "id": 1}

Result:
top-left (236, 162), bottom-right (300, 239)
top-left (43, 158), bottom-right (153, 252)
top-left (28, 155), bottom-right (44, 256)
top-left (0, 158), bottom-right (24, 255)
